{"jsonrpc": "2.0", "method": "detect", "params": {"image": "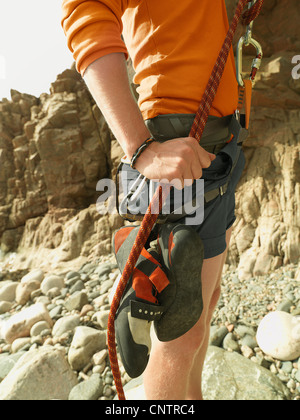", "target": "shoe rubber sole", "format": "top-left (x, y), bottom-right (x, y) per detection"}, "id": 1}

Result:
top-left (154, 223), bottom-right (204, 342)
